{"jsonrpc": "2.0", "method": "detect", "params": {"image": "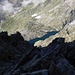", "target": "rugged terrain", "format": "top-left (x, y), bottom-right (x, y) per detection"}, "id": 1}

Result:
top-left (0, 0), bottom-right (75, 75)
top-left (0, 31), bottom-right (75, 75)
top-left (0, 0), bottom-right (75, 44)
